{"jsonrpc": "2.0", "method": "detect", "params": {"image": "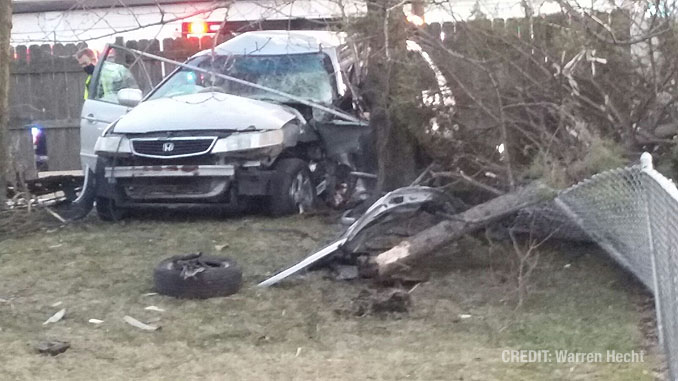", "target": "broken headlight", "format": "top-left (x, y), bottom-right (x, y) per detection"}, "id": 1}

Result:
top-left (212, 130), bottom-right (284, 153)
